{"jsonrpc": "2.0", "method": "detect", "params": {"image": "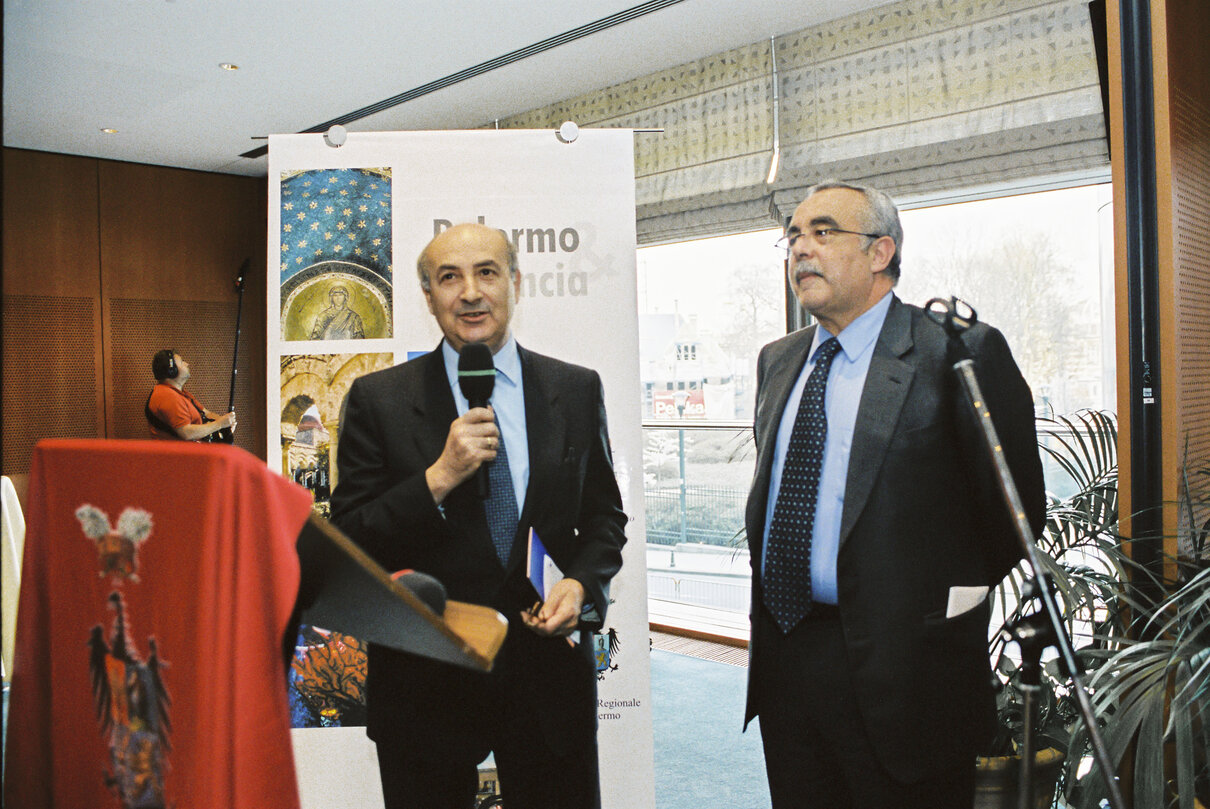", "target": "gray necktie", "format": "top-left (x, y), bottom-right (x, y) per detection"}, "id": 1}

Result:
top-left (762, 337), bottom-right (841, 633)
top-left (485, 420), bottom-right (520, 565)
